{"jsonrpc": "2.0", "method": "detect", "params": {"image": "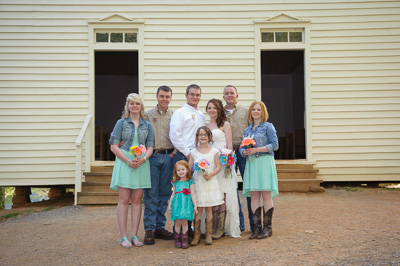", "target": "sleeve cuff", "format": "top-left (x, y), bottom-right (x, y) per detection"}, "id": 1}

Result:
top-left (183, 148), bottom-right (191, 156)
top-left (266, 144), bottom-right (272, 153)
top-left (110, 137), bottom-right (121, 145)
